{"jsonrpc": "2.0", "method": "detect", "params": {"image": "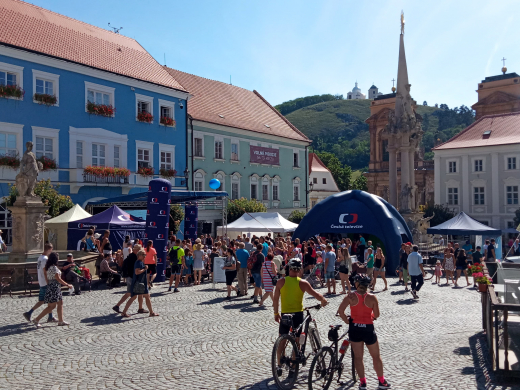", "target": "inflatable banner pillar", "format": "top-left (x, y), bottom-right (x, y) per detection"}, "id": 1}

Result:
top-left (145, 179), bottom-right (171, 283)
top-left (184, 203), bottom-right (198, 242)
